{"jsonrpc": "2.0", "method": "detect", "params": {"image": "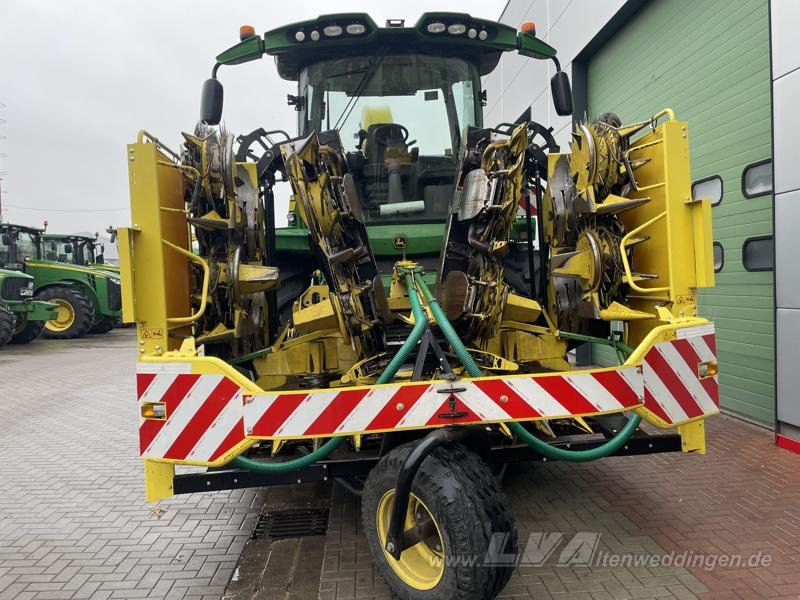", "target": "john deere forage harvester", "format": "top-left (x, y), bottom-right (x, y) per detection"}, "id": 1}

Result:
top-left (121, 14), bottom-right (717, 599)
